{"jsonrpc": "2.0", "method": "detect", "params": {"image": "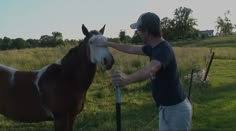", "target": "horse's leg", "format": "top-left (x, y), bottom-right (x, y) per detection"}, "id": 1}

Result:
top-left (54, 113), bottom-right (76, 131)
top-left (54, 115), bottom-right (67, 131)
top-left (67, 113), bottom-right (76, 131)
